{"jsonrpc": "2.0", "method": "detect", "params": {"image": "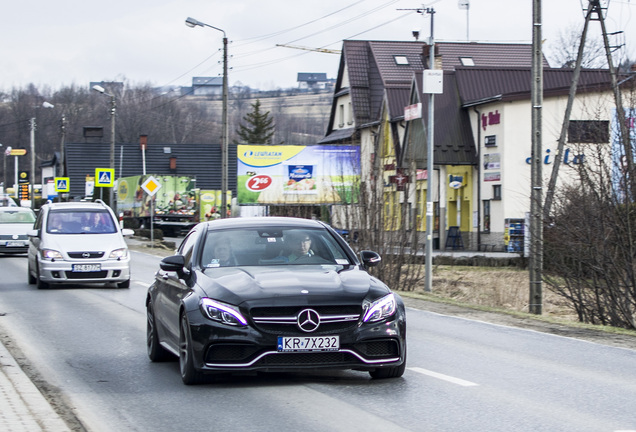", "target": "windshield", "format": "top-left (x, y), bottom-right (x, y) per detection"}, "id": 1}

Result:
top-left (0, 209), bottom-right (35, 224)
top-left (200, 227), bottom-right (352, 268)
top-left (47, 210), bottom-right (117, 234)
